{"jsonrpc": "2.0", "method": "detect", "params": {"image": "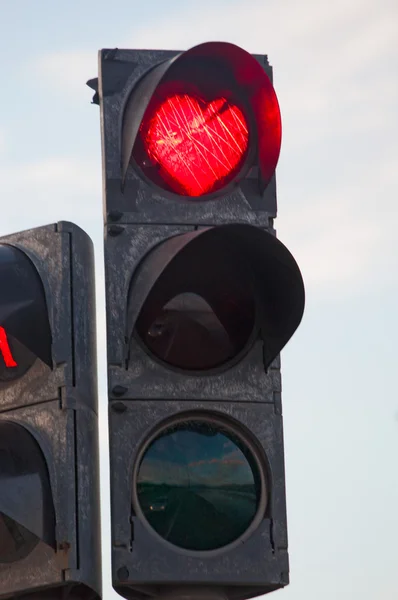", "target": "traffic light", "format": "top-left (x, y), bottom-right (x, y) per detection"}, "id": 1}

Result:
top-left (0, 222), bottom-right (101, 599)
top-left (93, 41), bottom-right (304, 600)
